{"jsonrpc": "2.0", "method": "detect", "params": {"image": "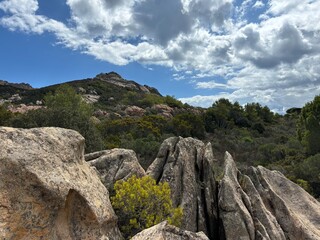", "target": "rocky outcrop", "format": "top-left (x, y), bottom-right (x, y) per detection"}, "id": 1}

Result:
top-left (85, 149), bottom-right (146, 191)
top-left (151, 104), bottom-right (174, 118)
top-left (0, 127), bottom-right (122, 240)
top-left (131, 221), bottom-right (209, 240)
top-left (7, 104), bottom-right (44, 113)
top-left (0, 80), bottom-right (33, 90)
top-left (96, 72), bottom-right (160, 95)
top-left (147, 137), bottom-right (218, 239)
top-left (219, 152), bottom-right (320, 240)
top-left (125, 106), bottom-right (146, 117)
top-left (2, 129), bottom-right (320, 240)
top-left (146, 137), bottom-right (320, 240)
